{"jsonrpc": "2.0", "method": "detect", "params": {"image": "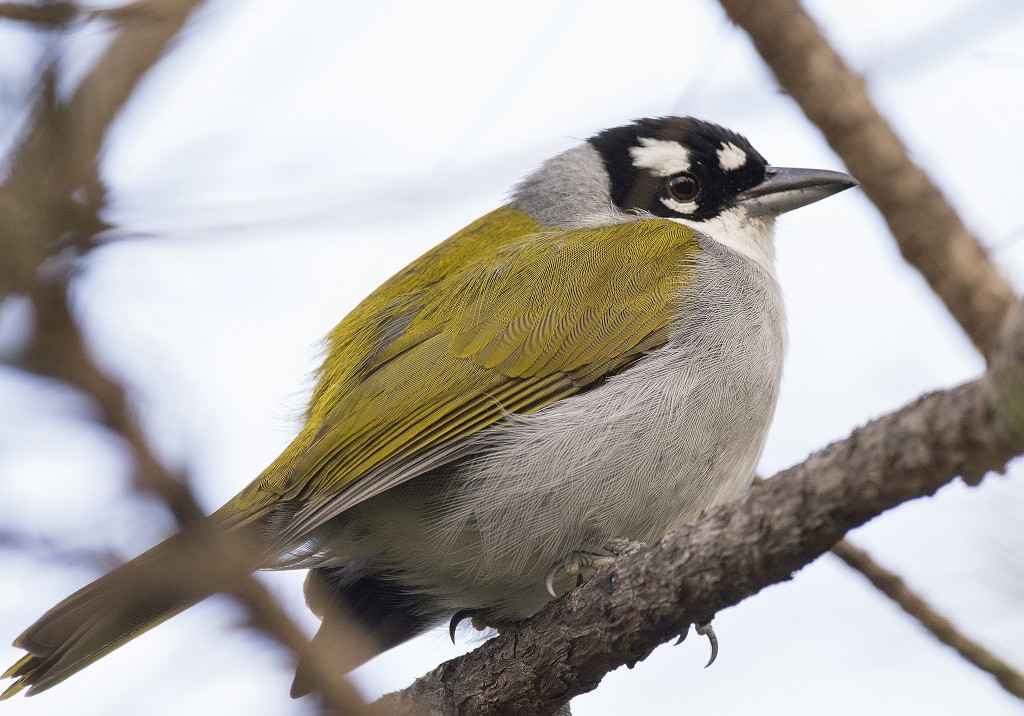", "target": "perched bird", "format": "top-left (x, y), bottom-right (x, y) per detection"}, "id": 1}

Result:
top-left (2, 116), bottom-right (856, 700)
